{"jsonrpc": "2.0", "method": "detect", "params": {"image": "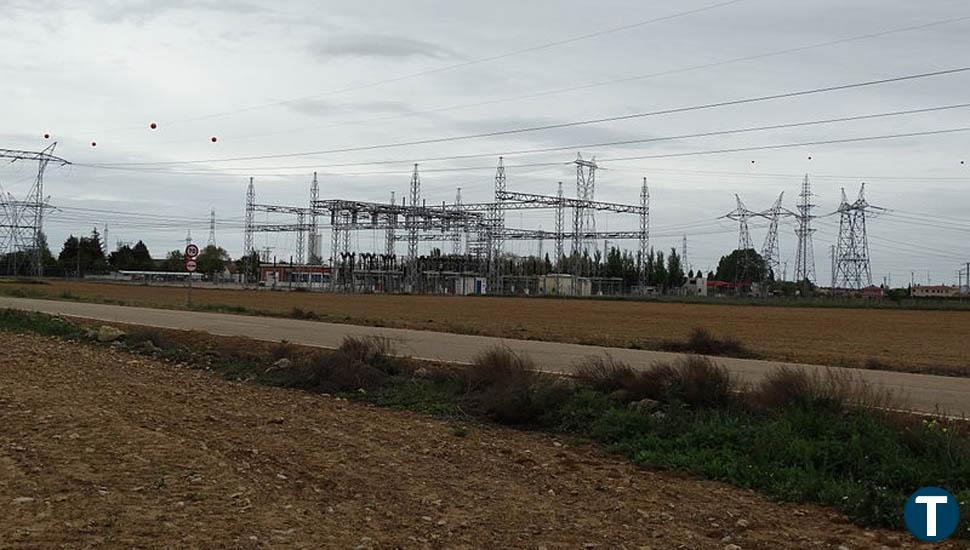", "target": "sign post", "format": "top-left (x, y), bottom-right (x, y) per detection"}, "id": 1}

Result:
top-left (184, 244), bottom-right (199, 307)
